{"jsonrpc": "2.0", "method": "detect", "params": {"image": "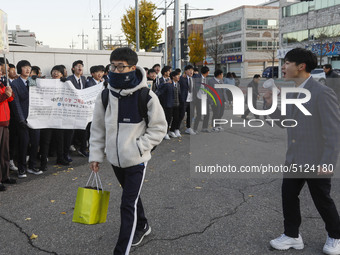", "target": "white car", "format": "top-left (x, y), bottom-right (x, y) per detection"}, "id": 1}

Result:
top-left (310, 68), bottom-right (326, 85)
